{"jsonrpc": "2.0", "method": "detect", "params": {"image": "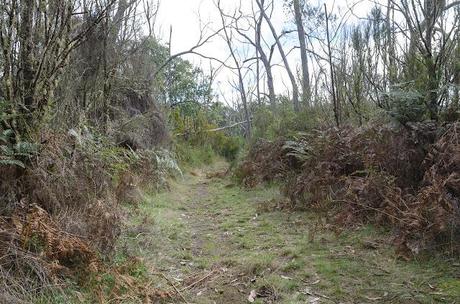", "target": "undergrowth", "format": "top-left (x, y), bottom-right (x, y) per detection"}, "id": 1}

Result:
top-left (0, 126), bottom-right (180, 303)
top-left (174, 141), bottom-right (217, 167)
top-left (237, 121), bottom-right (460, 257)
top-left (114, 163), bottom-right (460, 303)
